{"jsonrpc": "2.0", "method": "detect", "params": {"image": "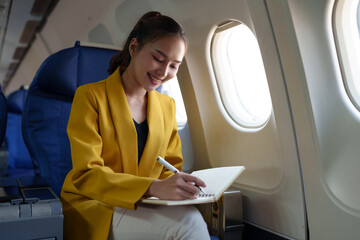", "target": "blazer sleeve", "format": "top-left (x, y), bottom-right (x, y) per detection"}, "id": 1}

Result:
top-left (66, 85), bottom-right (154, 210)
